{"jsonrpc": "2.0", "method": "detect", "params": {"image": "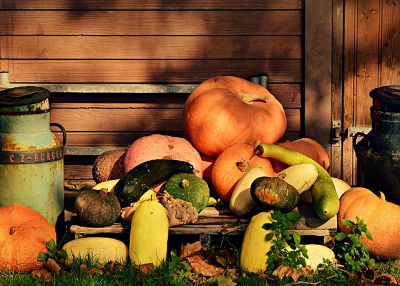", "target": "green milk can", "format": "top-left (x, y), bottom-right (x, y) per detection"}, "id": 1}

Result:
top-left (353, 85), bottom-right (400, 205)
top-left (0, 86), bottom-right (66, 228)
